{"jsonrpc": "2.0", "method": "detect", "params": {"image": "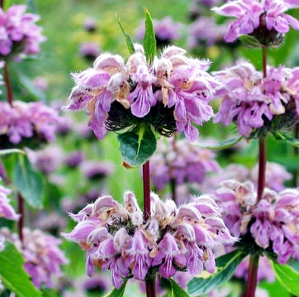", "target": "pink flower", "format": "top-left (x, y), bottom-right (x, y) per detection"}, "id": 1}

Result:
top-left (0, 183), bottom-right (20, 221)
